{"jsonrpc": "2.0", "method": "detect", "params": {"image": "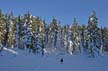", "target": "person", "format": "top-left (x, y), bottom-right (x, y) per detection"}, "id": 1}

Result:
top-left (60, 58), bottom-right (63, 64)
